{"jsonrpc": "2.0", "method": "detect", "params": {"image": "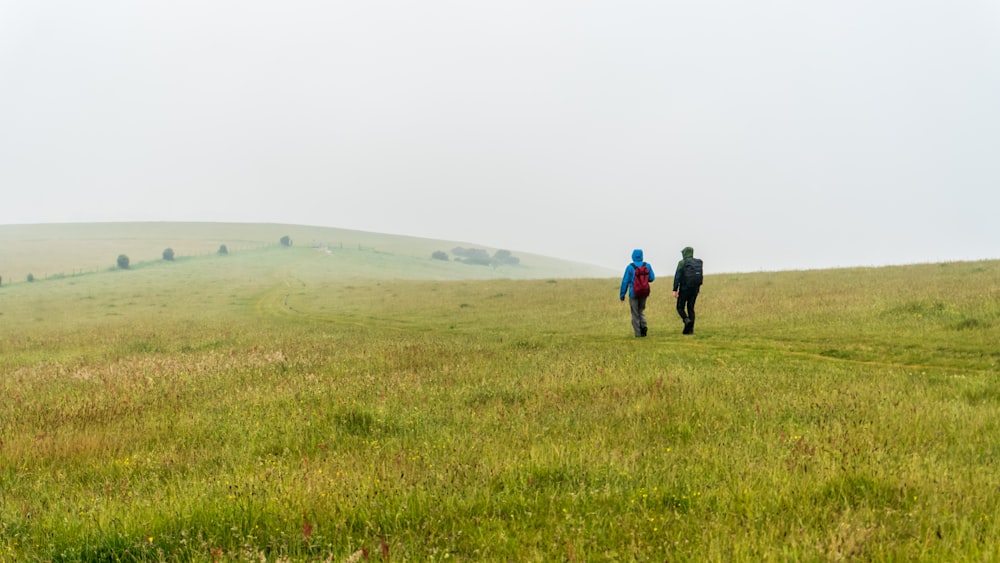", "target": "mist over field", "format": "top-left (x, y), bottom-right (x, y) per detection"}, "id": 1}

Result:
top-left (2, 3), bottom-right (998, 272)
top-left (2, 2), bottom-right (999, 557)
